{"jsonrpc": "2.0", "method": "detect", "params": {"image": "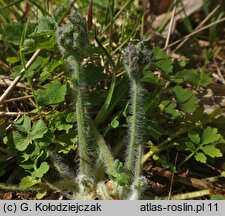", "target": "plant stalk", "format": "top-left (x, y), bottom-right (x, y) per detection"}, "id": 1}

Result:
top-left (74, 59), bottom-right (91, 177)
top-left (126, 79), bottom-right (142, 174)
